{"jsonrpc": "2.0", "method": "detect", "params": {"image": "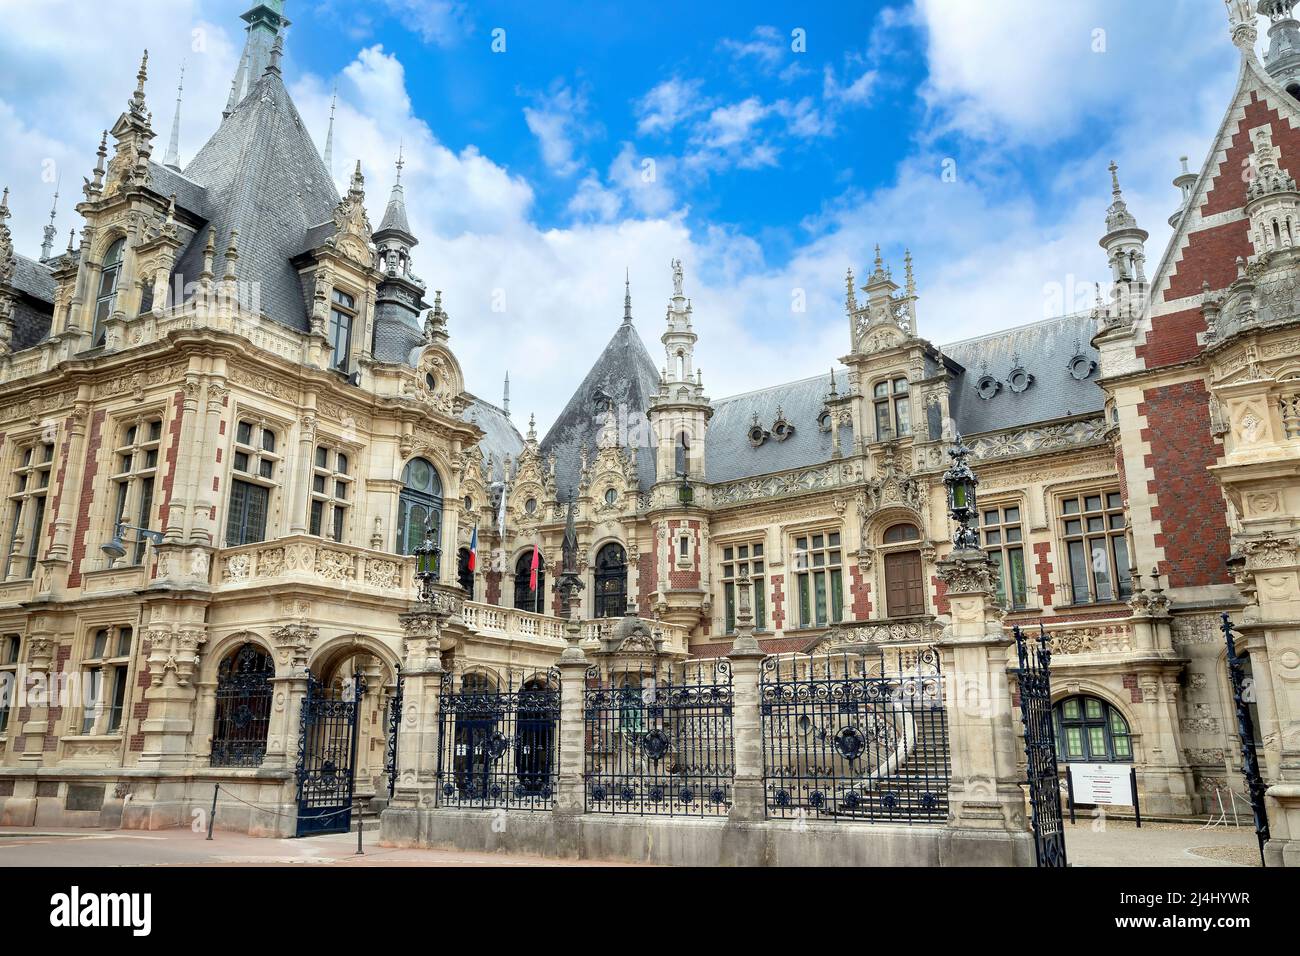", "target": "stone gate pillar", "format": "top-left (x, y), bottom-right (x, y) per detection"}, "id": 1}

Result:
top-left (264, 622), bottom-right (314, 770)
top-left (390, 603), bottom-right (446, 809)
top-left (935, 549), bottom-right (1034, 866)
top-left (555, 614), bottom-right (588, 818)
top-left (727, 580), bottom-right (765, 822)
